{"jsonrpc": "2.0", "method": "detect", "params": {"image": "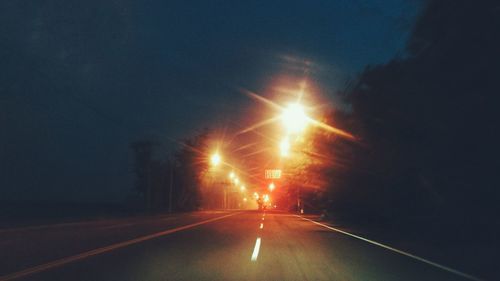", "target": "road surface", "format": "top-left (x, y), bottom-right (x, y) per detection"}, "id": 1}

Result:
top-left (0, 210), bottom-right (482, 281)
